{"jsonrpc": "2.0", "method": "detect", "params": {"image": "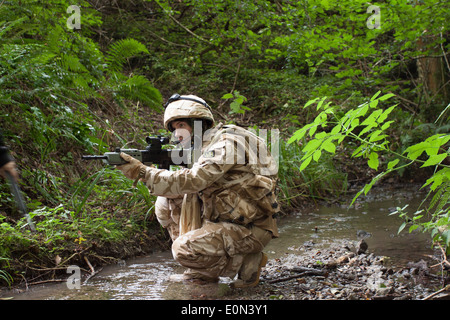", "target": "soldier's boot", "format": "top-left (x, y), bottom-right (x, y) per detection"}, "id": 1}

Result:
top-left (170, 268), bottom-right (219, 284)
top-left (232, 252), bottom-right (268, 289)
